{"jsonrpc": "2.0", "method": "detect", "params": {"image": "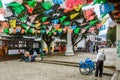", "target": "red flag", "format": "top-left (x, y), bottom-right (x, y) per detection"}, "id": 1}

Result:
top-left (0, 8), bottom-right (5, 14)
top-left (25, 5), bottom-right (34, 14)
top-left (96, 23), bottom-right (102, 29)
